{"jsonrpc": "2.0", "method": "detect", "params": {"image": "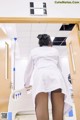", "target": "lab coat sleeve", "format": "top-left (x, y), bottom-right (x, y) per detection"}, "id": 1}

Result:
top-left (24, 54), bottom-right (34, 87)
top-left (57, 50), bottom-right (62, 72)
top-left (58, 56), bottom-right (62, 71)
